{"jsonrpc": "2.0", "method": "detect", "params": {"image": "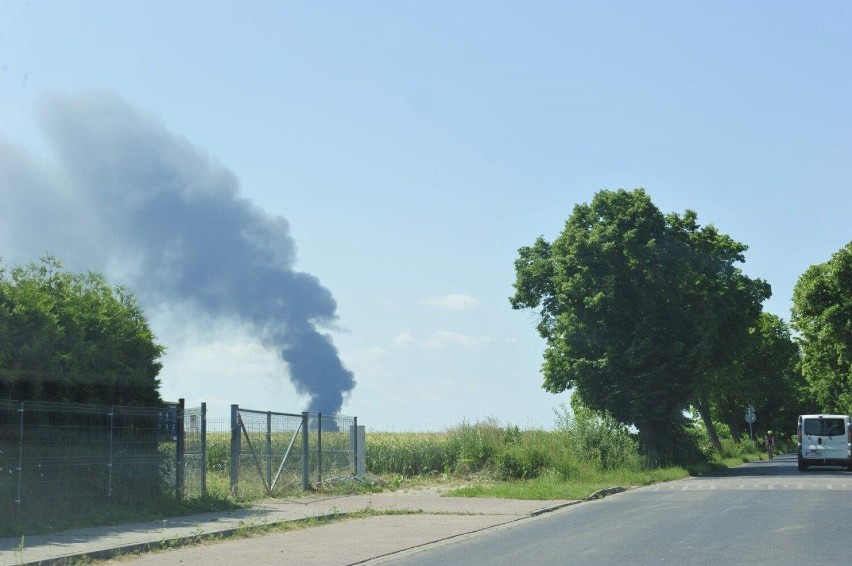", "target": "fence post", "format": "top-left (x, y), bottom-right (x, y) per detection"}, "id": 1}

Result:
top-left (317, 413), bottom-right (323, 485)
top-left (353, 416), bottom-right (358, 476)
top-left (15, 401), bottom-right (24, 516)
top-left (201, 402), bottom-right (207, 497)
top-left (108, 406), bottom-right (114, 498)
top-left (266, 411), bottom-right (272, 492)
top-left (176, 398), bottom-right (185, 499)
top-left (301, 412), bottom-right (309, 491)
top-left (230, 404), bottom-right (240, 497)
